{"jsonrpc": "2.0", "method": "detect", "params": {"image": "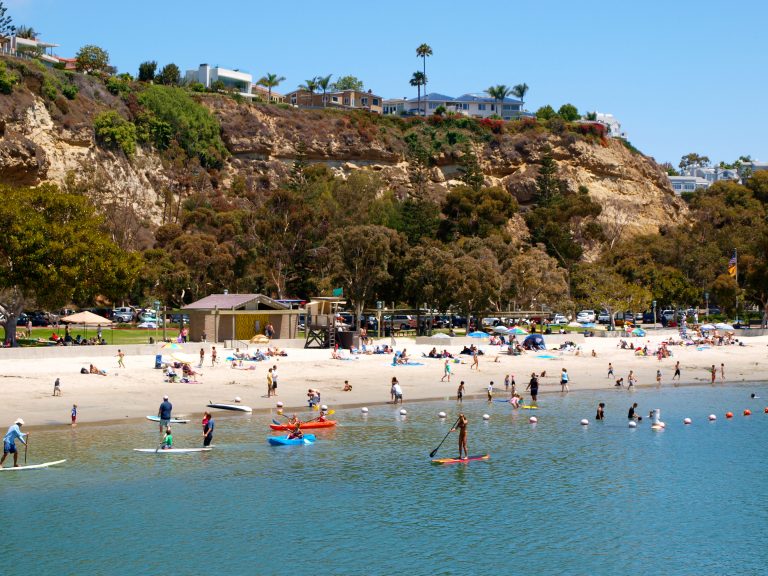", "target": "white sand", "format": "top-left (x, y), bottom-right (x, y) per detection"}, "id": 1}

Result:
top-left (1, 332), bottom-right (767, 428)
